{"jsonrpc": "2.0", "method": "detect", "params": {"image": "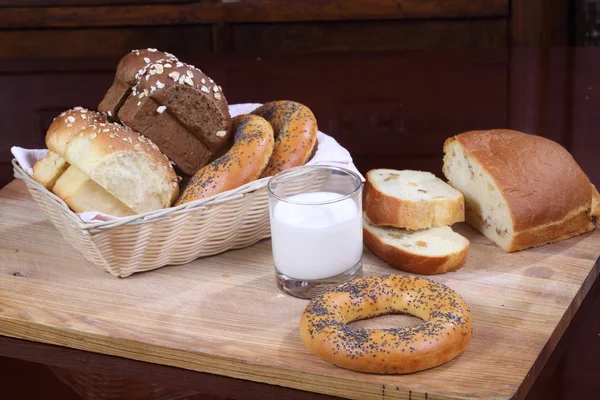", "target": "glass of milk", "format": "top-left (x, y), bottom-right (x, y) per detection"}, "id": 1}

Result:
top-left (267, 165), bottom-right (363, 299)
